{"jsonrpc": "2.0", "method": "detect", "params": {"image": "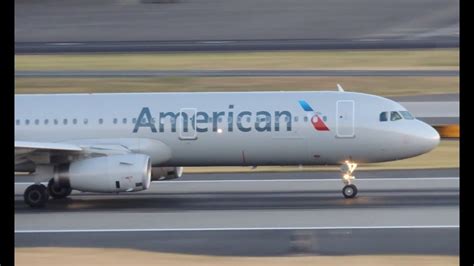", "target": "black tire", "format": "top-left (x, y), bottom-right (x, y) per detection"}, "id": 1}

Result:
top-left (342, 184), bottom-right (358, 199)
top-left (48, 178), bottom-right (72, 199)
top-left (24, 184), bottom-right (49, 208)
